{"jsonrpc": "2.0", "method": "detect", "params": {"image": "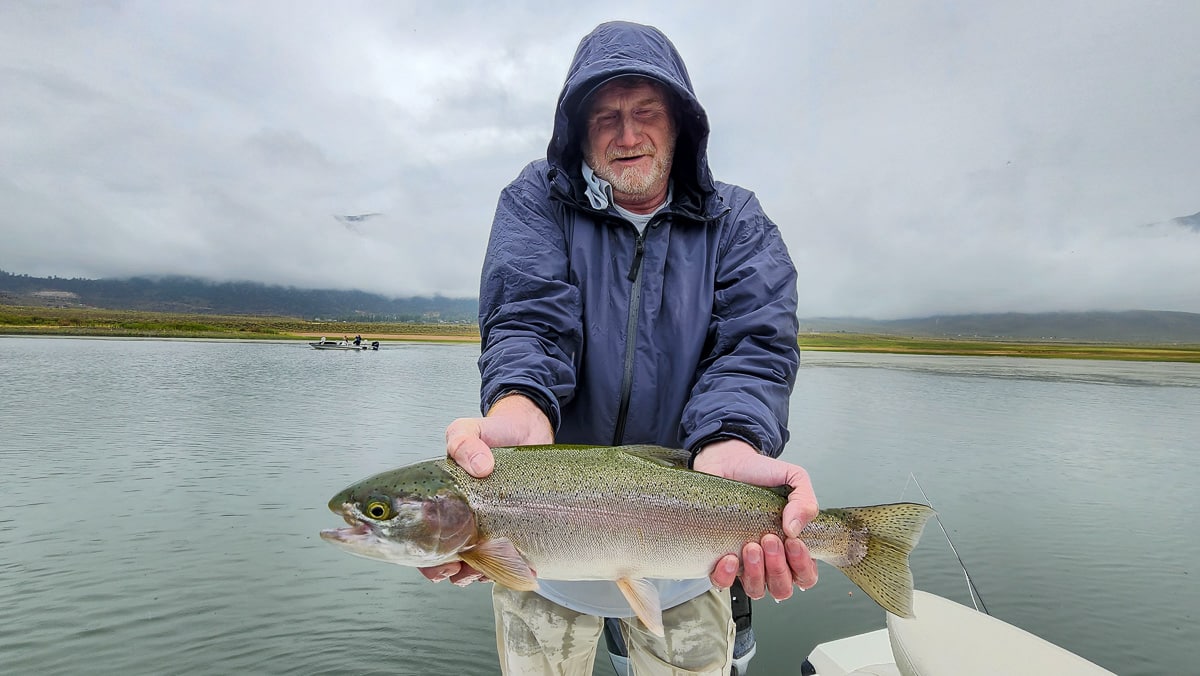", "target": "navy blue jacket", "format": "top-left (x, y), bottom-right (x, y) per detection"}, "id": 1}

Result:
top-left (478, 21), bottom-right (799, 458)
